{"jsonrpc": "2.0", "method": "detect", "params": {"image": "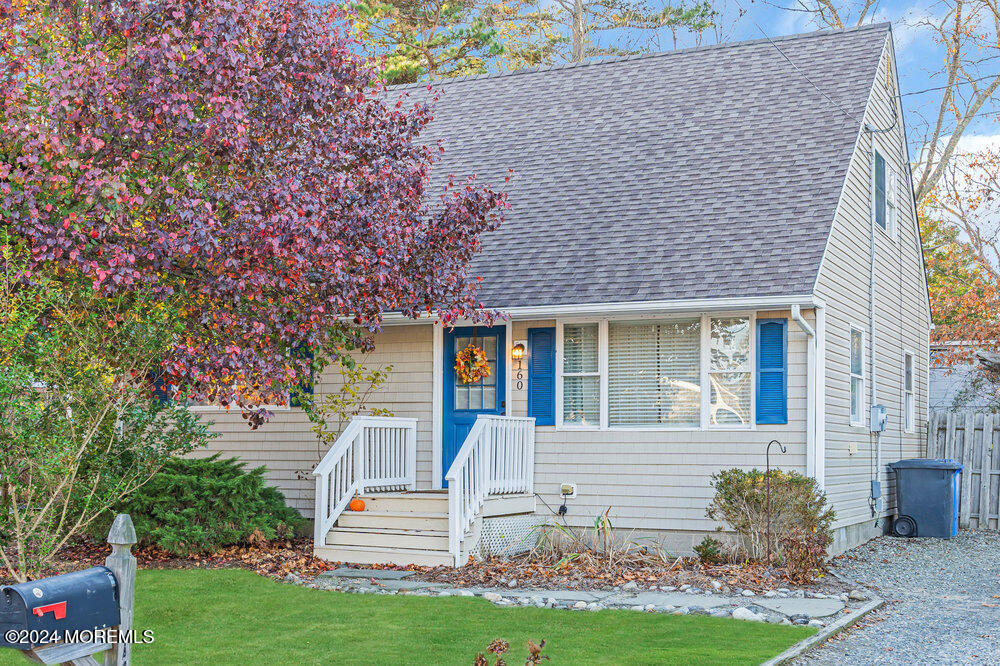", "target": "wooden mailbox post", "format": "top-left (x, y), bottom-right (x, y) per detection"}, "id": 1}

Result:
top-left (20, 514), bottom-right (137, 666)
